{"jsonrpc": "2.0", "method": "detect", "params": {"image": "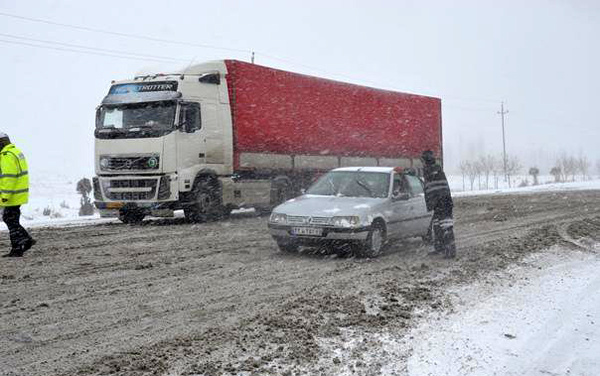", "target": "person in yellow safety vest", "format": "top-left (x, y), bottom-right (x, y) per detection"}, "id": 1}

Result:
top-left (0, 132), bottom-right (35, 257)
